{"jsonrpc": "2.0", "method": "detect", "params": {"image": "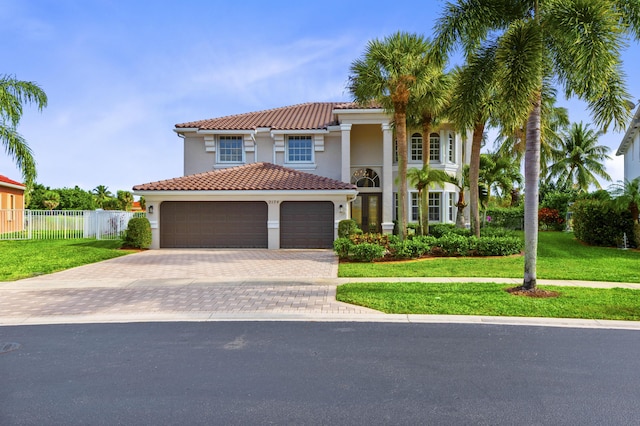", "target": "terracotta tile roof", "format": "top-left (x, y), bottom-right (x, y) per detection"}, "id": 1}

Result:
top-left (176, 102), bottom-right (343, 131)
top-left (133, 162), bottom-right (356, 191)
top-left (0, 174), bottom-right (25, 187)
